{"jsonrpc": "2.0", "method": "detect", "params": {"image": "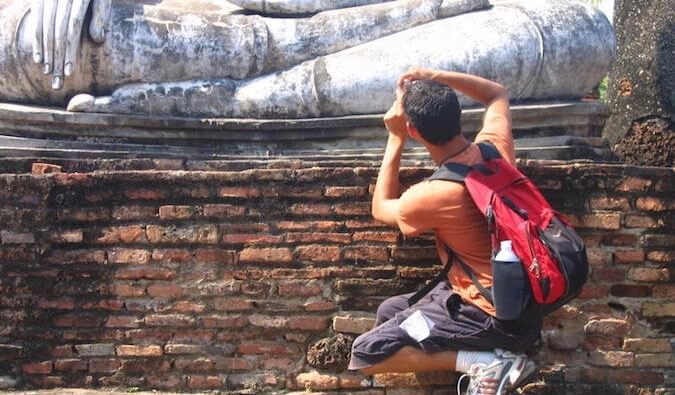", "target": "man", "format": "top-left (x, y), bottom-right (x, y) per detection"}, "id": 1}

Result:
top-left (348, 68), bottom-right (541, 395)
